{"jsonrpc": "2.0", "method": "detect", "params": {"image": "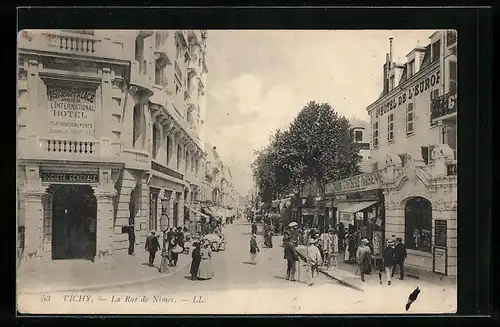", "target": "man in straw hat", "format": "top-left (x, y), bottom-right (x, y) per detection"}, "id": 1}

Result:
top-left (382, 238), bottom-right (397, 285)
top-left (305, 238), bottom-right (323, 286)
top-left (356, 238), bottom-right (372, 282)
